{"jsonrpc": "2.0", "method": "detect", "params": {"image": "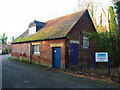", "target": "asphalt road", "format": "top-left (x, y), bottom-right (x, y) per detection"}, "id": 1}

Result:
top-left (1, 54), bottom-right (119, 88)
